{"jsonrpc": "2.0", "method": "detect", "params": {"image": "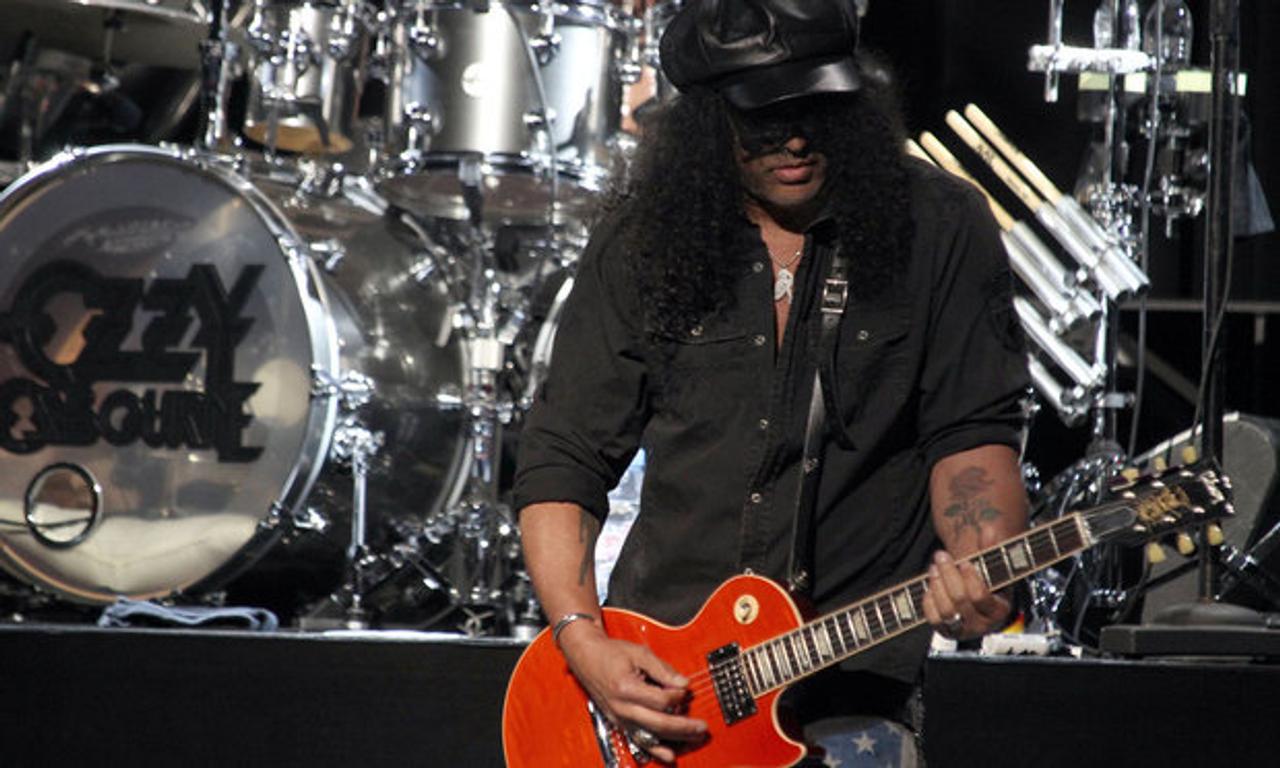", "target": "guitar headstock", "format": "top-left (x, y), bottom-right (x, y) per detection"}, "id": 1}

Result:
top-left (1081, 460), bottom-right (1234, 547)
